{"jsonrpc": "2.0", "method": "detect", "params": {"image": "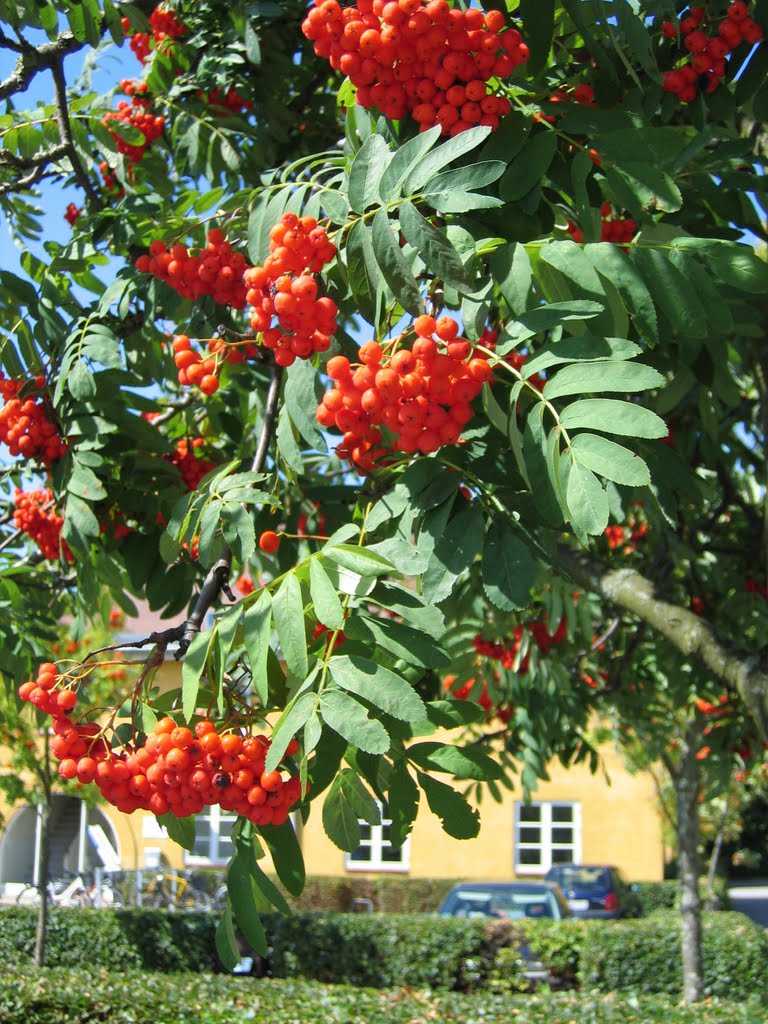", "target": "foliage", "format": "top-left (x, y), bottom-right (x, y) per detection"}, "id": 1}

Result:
top-left (2, 966), bottom-right (768, 1024)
